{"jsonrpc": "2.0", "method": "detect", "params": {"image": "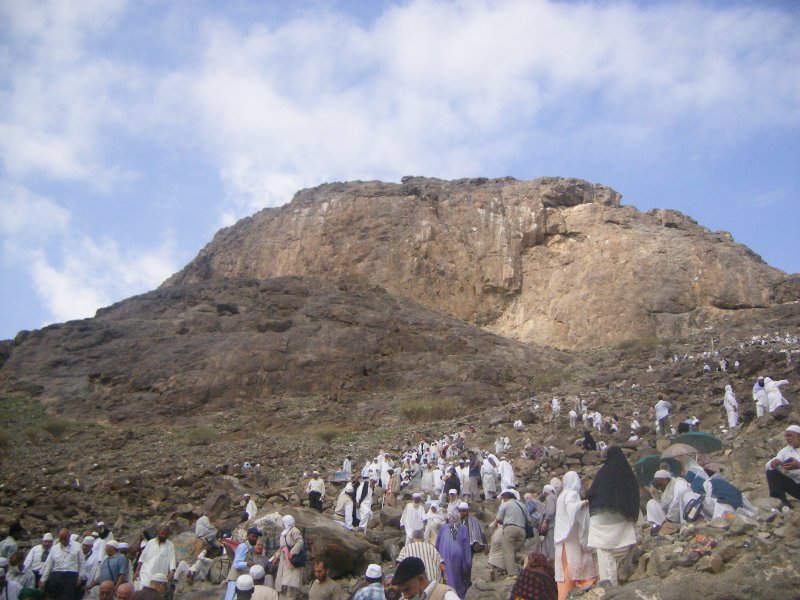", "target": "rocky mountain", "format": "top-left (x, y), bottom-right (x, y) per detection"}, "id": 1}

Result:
top-left (164, 176), bottom-right (793, 349)
top-left (1, 176), bottom-right (799, 600)
top-left (0, 276), bottom-right (570, 422)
